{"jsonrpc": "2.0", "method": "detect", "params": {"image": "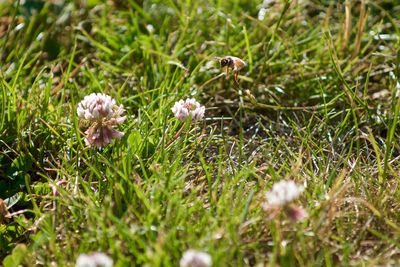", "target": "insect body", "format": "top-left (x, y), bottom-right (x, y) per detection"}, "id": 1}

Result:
top-left (220, 56), bottom-right (246, 84)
